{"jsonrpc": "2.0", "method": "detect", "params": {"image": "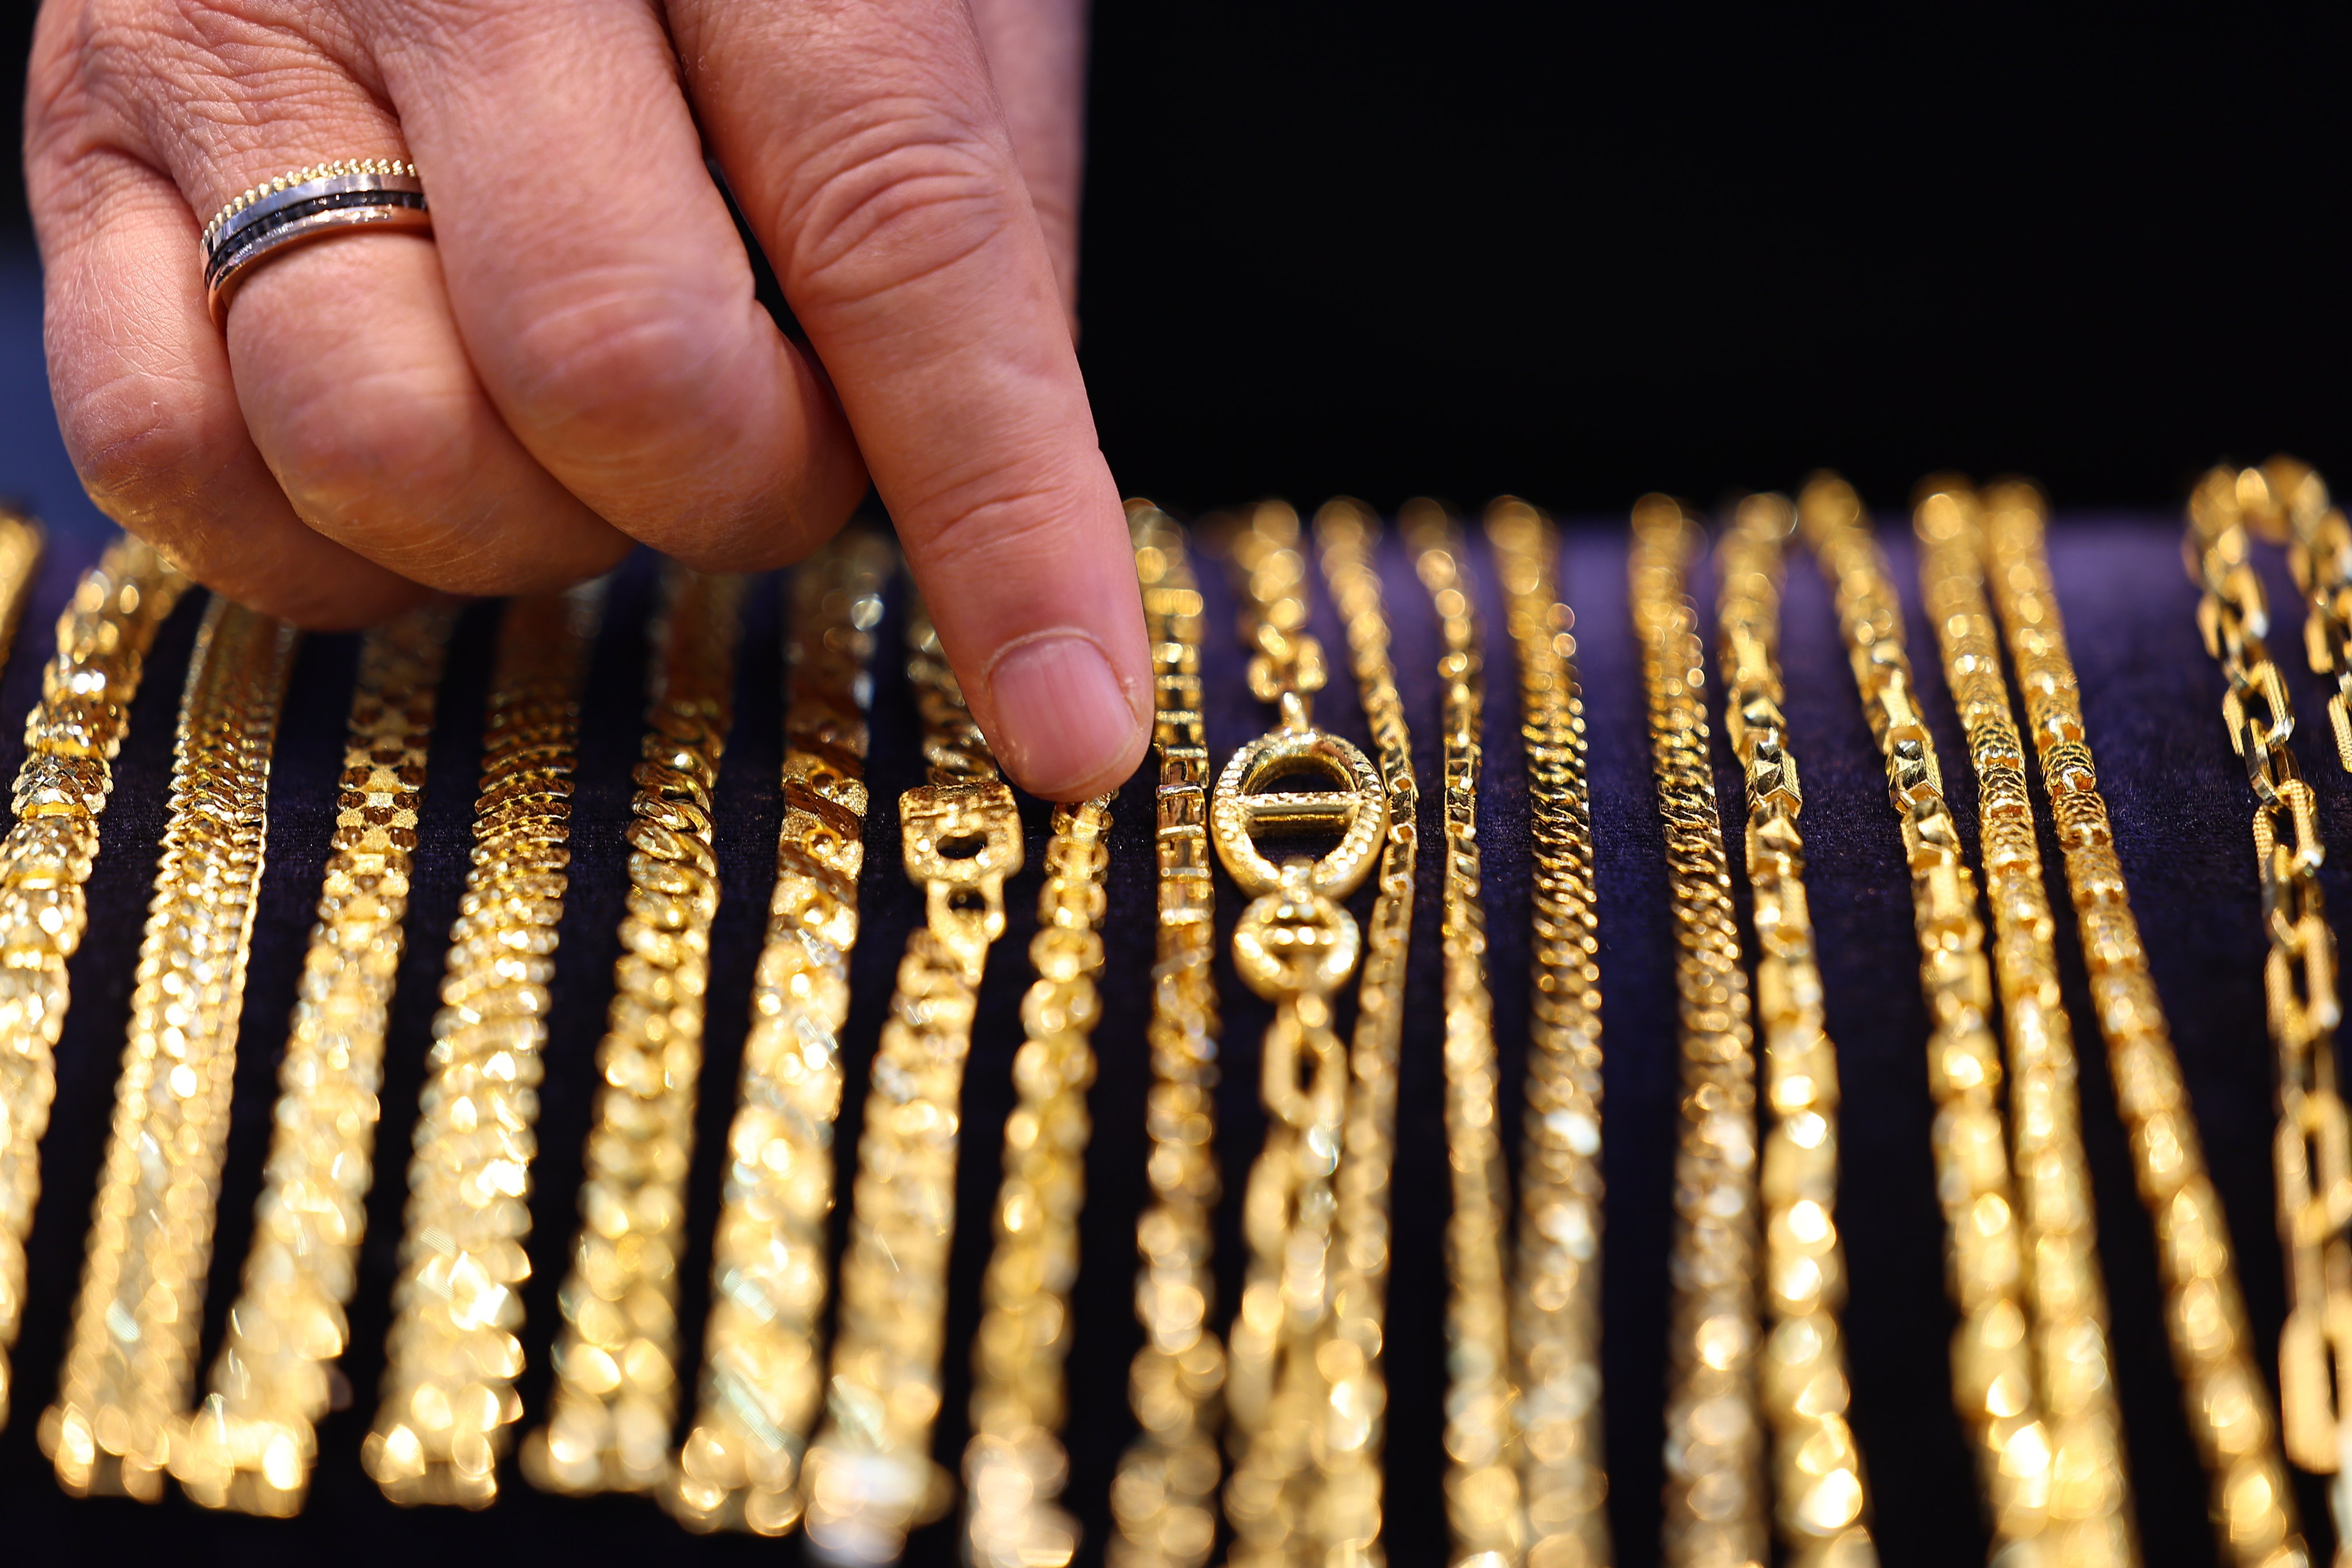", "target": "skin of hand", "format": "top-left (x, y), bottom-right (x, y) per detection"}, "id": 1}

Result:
top-left (23, 0), bottom-right (1148, 802)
